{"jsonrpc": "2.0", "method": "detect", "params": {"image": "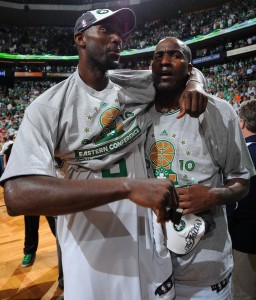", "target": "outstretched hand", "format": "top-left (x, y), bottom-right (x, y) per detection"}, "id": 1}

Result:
top-left (177, 81), bottom-right (208, 119)
top-left (127, 178), bottom-right (179, 224)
